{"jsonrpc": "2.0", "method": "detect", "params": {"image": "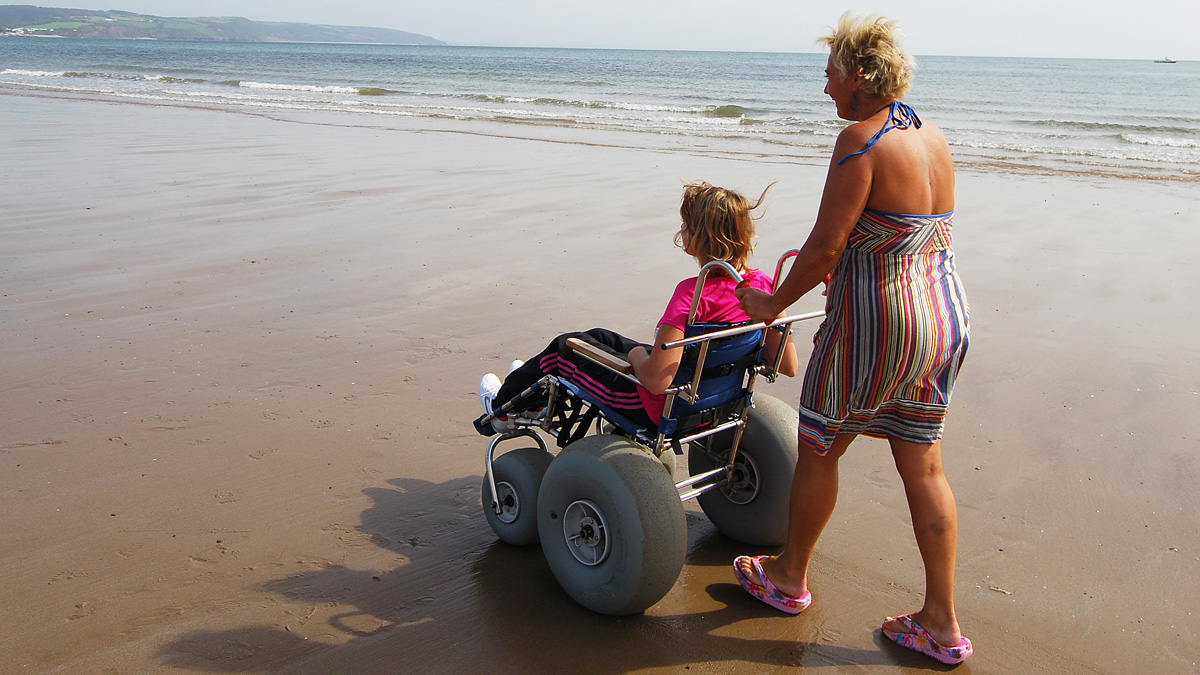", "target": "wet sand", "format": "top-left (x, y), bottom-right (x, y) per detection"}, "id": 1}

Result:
top-left (2, 93), bottom-right (1198, 674)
